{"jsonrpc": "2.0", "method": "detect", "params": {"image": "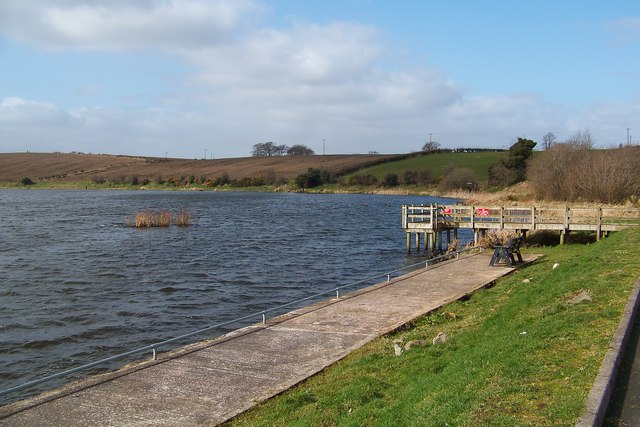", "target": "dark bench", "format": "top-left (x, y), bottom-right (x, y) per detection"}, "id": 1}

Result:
top-left (489, 236), bottom-right (523, 267)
